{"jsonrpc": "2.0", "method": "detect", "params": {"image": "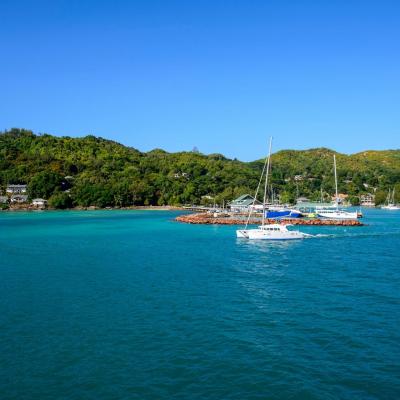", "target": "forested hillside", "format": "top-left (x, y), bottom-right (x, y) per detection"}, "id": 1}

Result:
top-left (1, 129), bottom-right (399, 208)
